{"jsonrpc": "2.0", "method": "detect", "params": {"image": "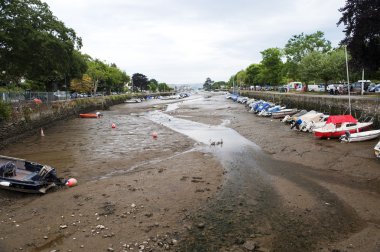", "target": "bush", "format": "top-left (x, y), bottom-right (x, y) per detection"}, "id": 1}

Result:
top-left (0, 101), bottom-right (12, 122)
